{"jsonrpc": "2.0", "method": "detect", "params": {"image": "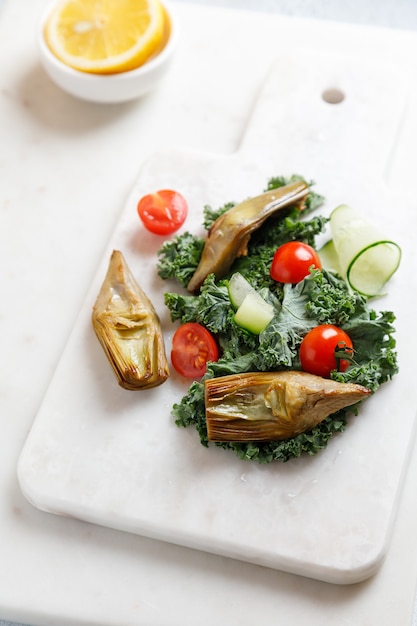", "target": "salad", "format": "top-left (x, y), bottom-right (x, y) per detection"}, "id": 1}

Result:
top-left (156, 175), bottom-right (399, 463)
